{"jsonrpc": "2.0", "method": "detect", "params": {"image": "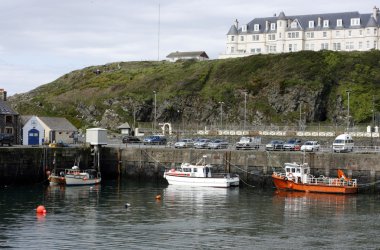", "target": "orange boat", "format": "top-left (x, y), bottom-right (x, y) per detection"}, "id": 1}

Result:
top-left (272, 162), bottom-right (358, 194)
